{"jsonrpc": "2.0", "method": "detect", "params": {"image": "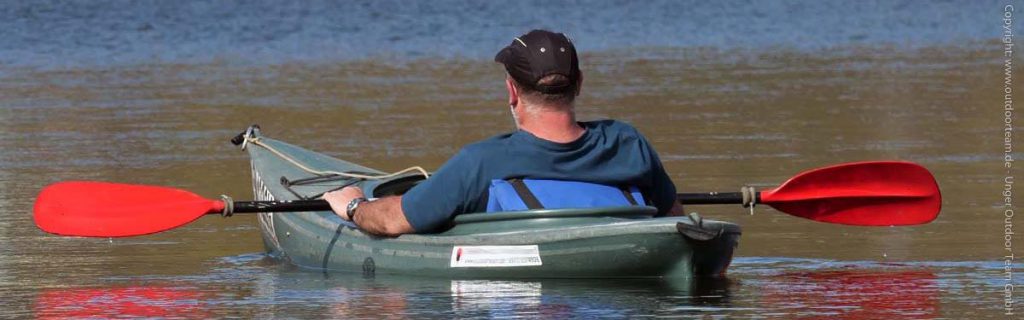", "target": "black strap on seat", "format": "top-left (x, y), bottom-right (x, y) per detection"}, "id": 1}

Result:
top-left (508, 178), bottom-right (544, 210)
top-left (619, 186), bottom-right (639, 206)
